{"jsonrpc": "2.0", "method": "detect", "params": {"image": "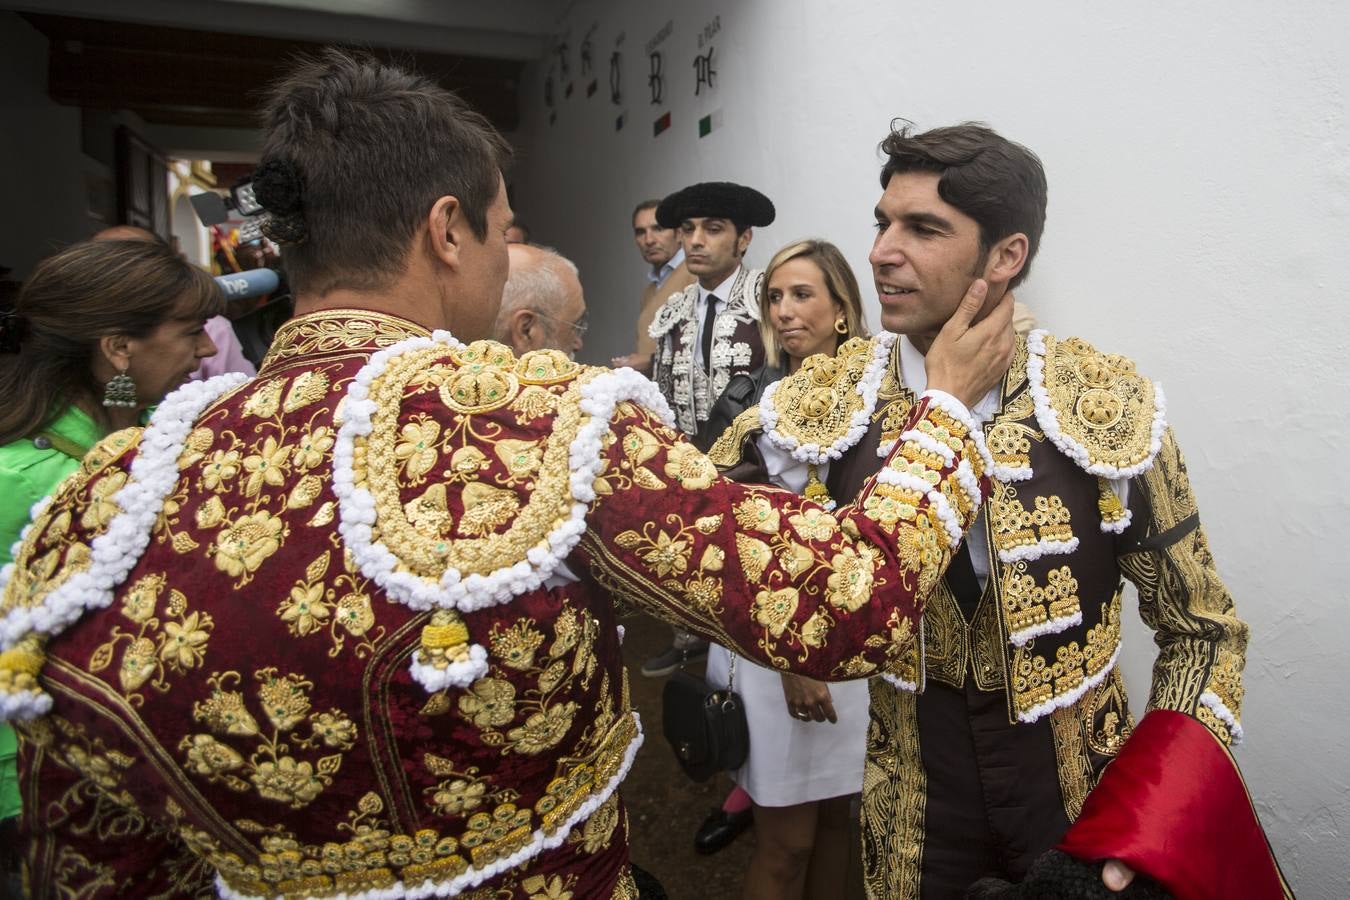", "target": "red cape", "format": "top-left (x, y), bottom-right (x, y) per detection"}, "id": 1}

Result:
top-left (1057, 709), bottom-right (1293, 899)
